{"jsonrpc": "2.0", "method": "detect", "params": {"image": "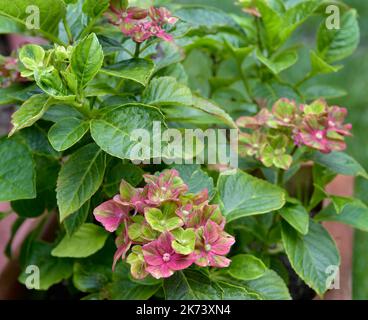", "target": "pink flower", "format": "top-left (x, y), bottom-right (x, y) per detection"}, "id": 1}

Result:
top-left (93, 199), bottom-right (131, 232)
top-left (0, 57), bottom-right (25, 88)
top-left (195, 221), bottom-right (235, 268)
top-left (144, 169), bottom-right (188, 205)
top-left (327, 106), bottom-right (352, 136)
top-left (113, 223), bottom-right (132, 270)
top-left (186, 204), bottom-right (225, 229)
top-left (142, 232), bottom-right (195, 279)
top-left (236, 108), bottom-right (271, 130)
